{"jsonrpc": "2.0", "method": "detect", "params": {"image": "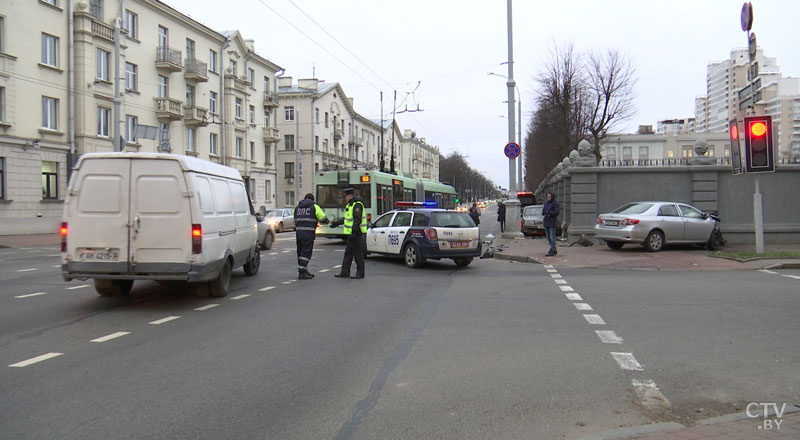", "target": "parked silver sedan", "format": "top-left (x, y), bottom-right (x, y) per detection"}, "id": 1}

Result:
top-left (522, 205), bottom-right (545, 236)
top-left (263, 208), bottom-right (295, 233)
top-left (594, 201), bottom-right (718, 252)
